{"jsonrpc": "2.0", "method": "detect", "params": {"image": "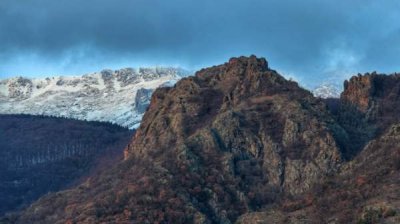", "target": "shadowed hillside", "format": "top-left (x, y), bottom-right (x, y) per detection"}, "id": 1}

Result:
top-left (0, 114), bottom-right (133, 216)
